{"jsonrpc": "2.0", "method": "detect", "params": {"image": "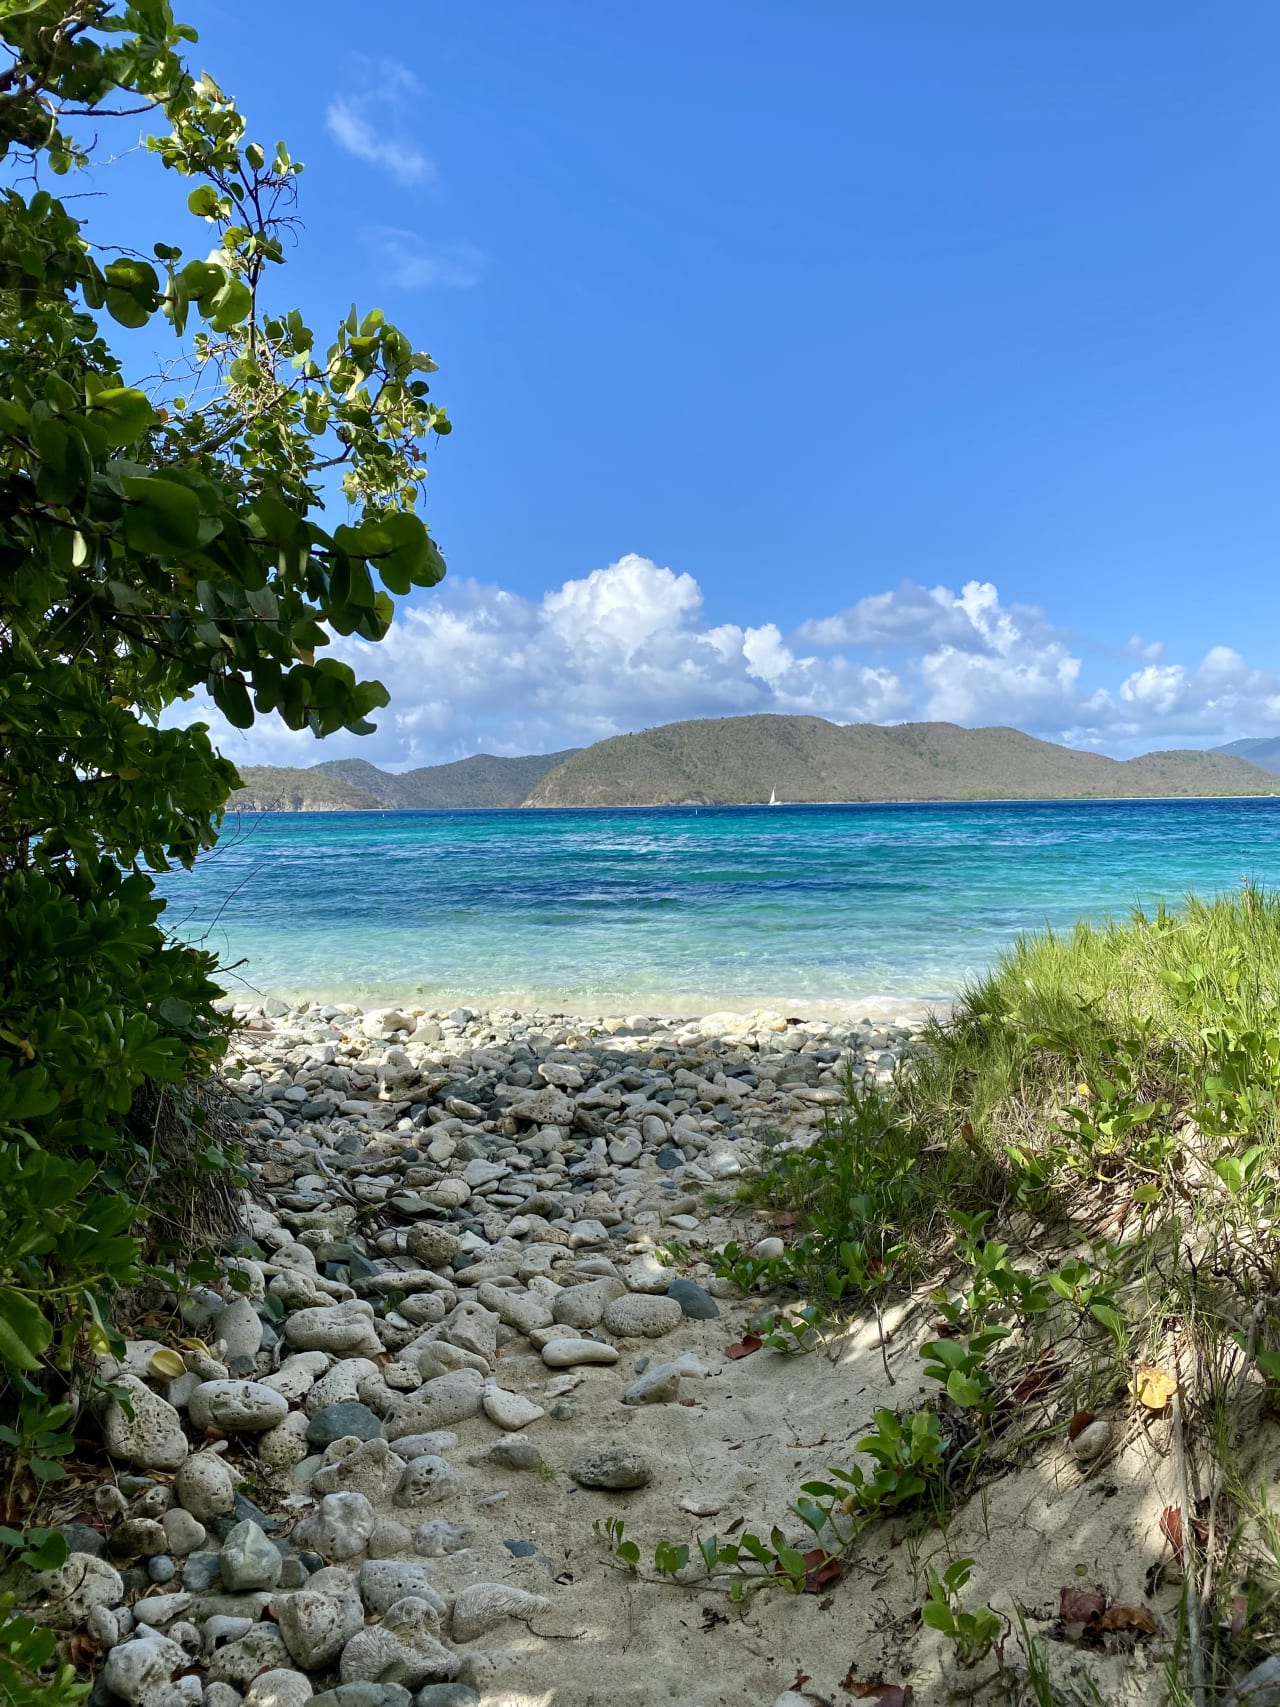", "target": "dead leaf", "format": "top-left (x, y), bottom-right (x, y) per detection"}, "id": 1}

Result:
top-left (724, 1333), bottom-right (763, 1360)
top-left (1067, 1411), bottom-right (1096, 1442)
top-left (553, 1571), bottom-right (574, 1585)
top-left (1133, 1364), bottom-right (1177, 1410)
top-left (793, 1675), bottom-right (812, 1691)
top-left (1059, 1586), bottom-right (1107, 1623)
top-left (147, 1347), bottom-right (185, 1380)
top-left (840, 1673), bottom-right (914, 1705)
top-left (1230, 1594), bottom-right (1249, 1636)
top-left (802, 1548), bottom-right (846, 1594)
top-left (1097, 1604), bottom-right (1158, 1635)
top-left (1159, 1506), bottom-right (1184, 1561)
